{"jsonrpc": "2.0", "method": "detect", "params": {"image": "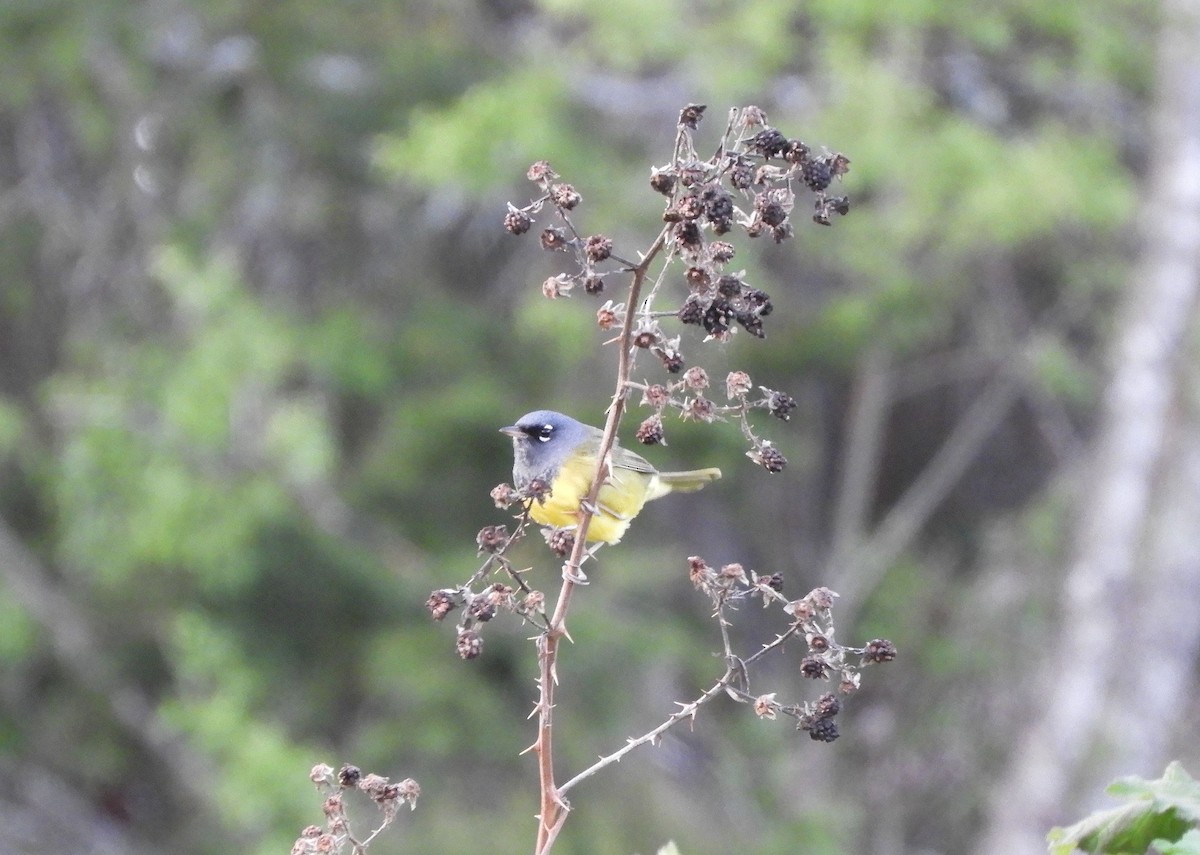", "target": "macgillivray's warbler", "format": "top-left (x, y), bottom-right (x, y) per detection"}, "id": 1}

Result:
top-left (501, 410), bottom-right (721, 544)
